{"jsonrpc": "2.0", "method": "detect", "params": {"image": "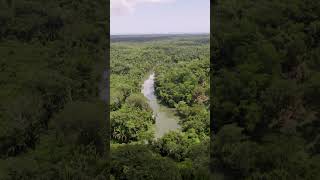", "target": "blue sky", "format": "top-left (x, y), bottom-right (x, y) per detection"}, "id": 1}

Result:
top-left (111, 0), bottom-right (210, 35)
